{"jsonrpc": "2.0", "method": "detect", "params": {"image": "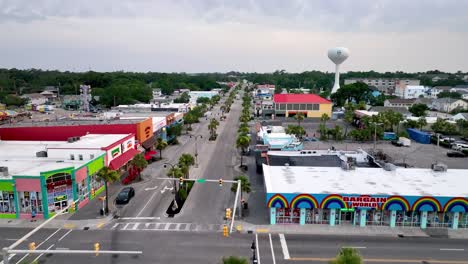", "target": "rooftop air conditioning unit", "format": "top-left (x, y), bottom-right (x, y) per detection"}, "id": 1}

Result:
top-left (0, 166), bottom-right (8, 177)
top-left (383, 163), bottom-right (396, 171)
top-left (67, 137), bottom-right (75, 143)
top-left (36, 151), bottom-right (48, 157)
top-left (431, 163), bottom-right (448, 172)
